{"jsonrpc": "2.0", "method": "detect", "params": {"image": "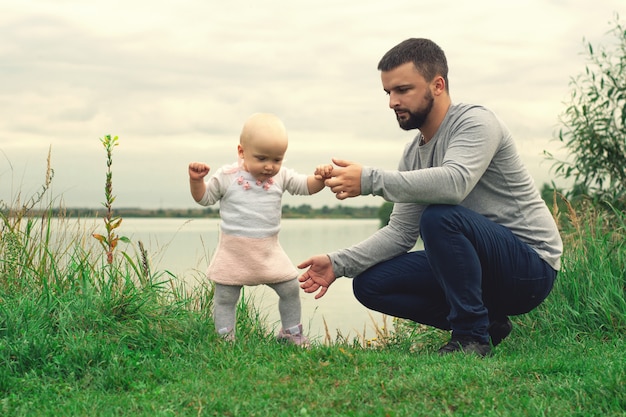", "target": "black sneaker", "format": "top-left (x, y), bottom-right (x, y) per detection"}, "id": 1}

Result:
top-left (438, 334), bottom-right (492, 357)
top-left (488, 318), bottom-right (513, 347)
